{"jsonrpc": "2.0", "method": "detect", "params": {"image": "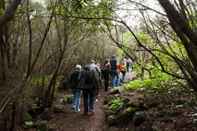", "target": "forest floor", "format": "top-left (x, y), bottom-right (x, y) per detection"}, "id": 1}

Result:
top-left (46, 72), bottom-right (135, 131)
top-left (25, 81), bottom-right (197, 131)
top-left (47, 90), bottom-right (107, 131)
top-left (103, 86), bottom-right (197, 131)
top-left (48, 88), bottom-right (197, 131)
